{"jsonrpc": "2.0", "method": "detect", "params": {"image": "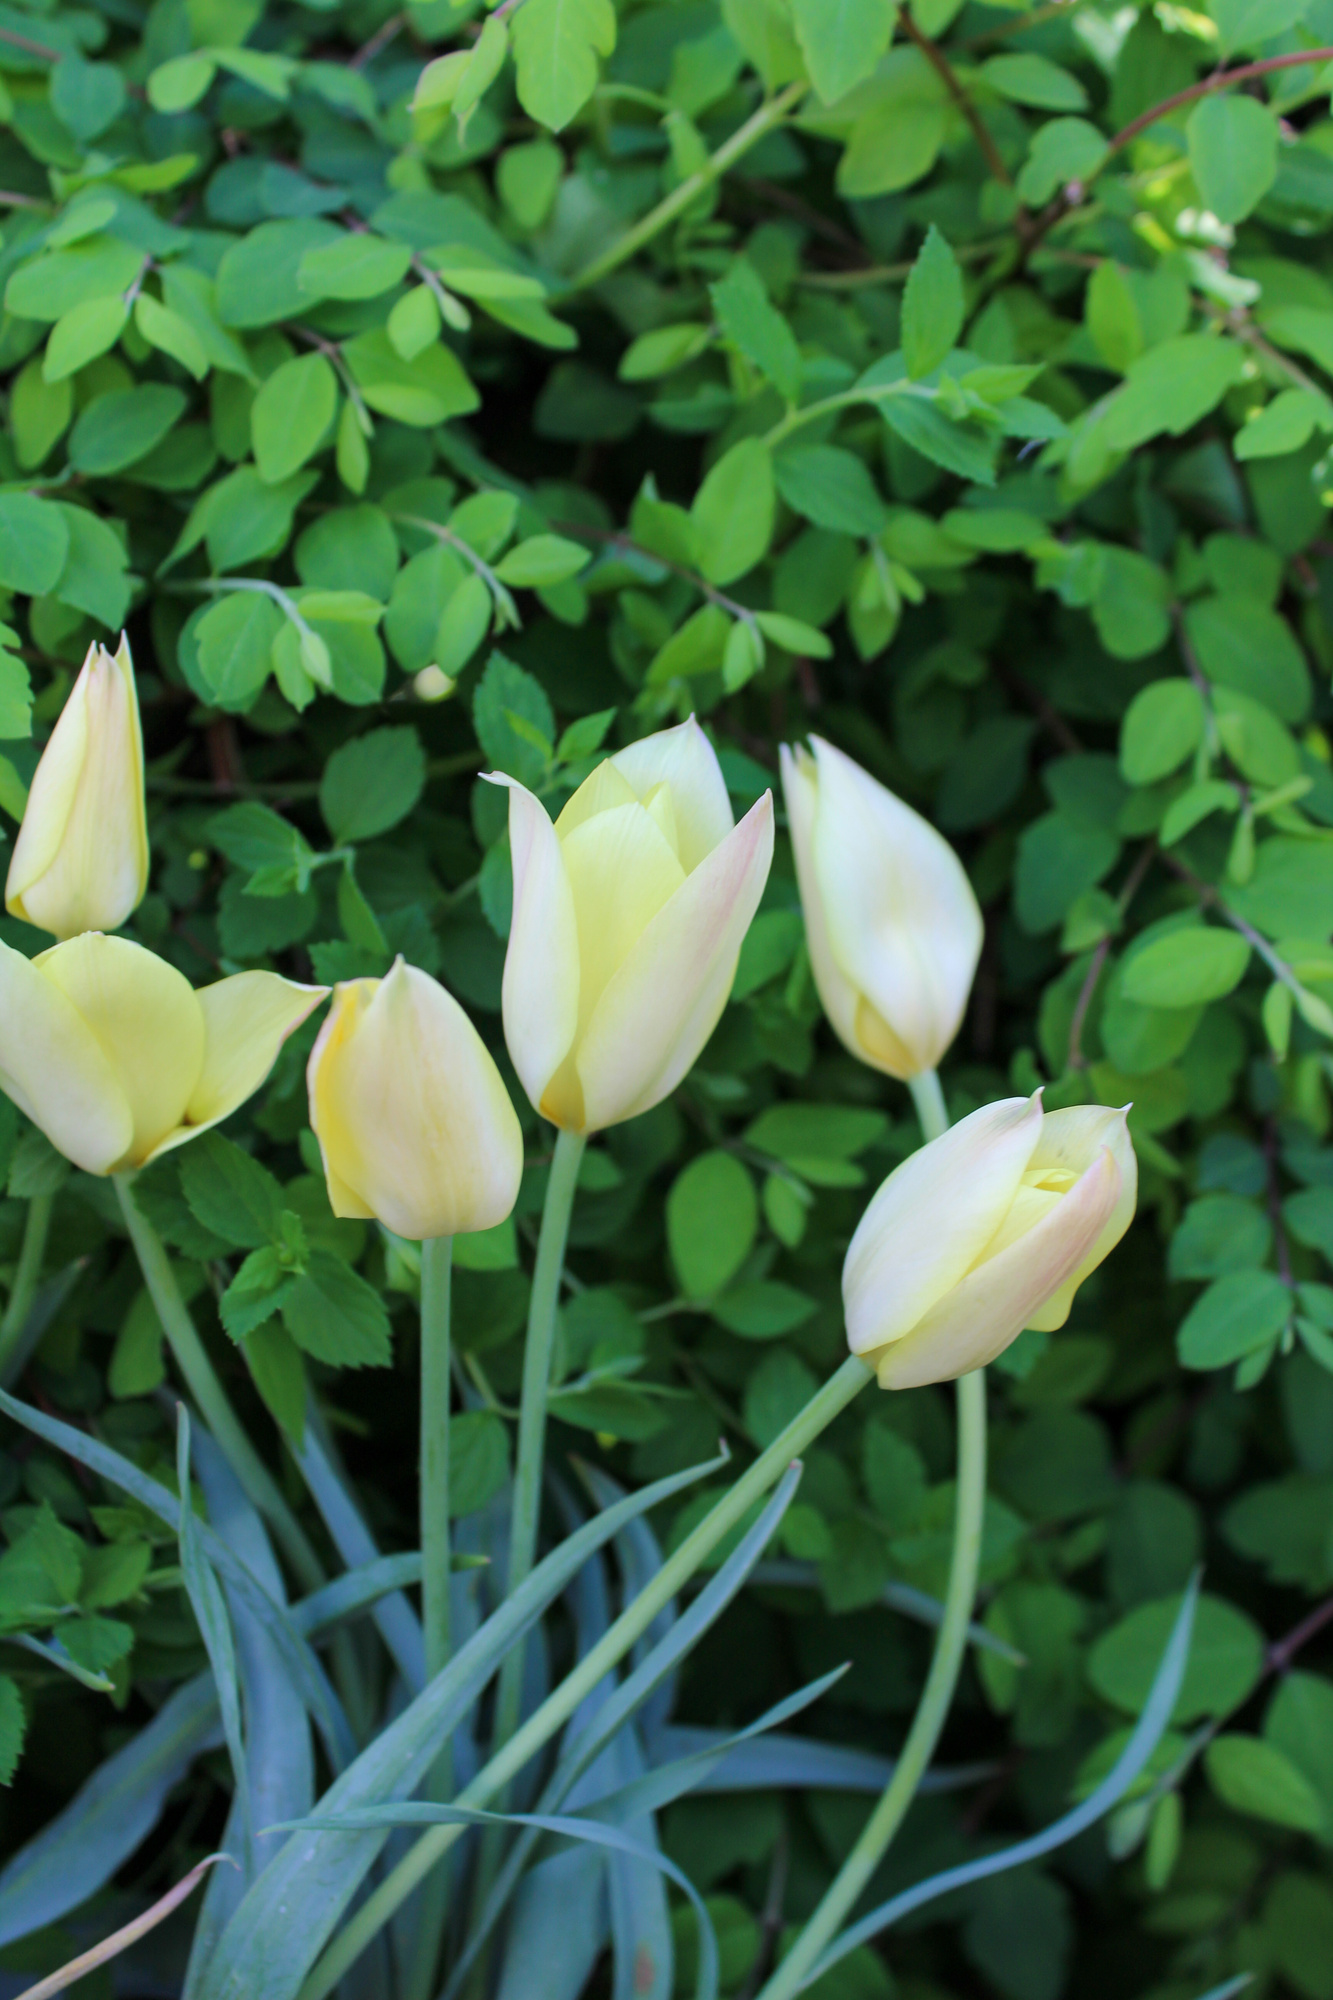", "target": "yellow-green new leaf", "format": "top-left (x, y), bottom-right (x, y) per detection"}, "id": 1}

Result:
top-left (692, 439), bottom-right (775, 585)
top-left (512, 0), bottom-right (616, 132)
